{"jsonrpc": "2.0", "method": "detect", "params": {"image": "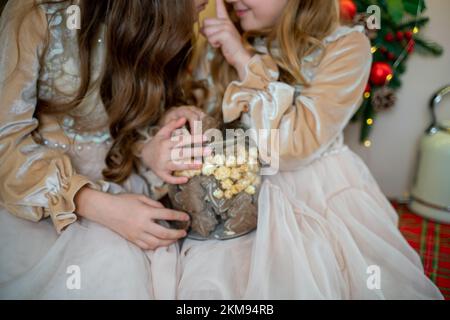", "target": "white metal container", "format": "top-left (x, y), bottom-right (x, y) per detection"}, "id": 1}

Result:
top-left (410, 86), bottom-right (450, 224)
